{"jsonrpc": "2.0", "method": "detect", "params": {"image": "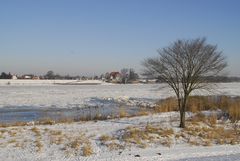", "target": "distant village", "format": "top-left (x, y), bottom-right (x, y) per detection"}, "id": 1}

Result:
top-left (1, 69), bottom-right (240, 84)
top-left (0, 69), bottom-right (157, 84)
